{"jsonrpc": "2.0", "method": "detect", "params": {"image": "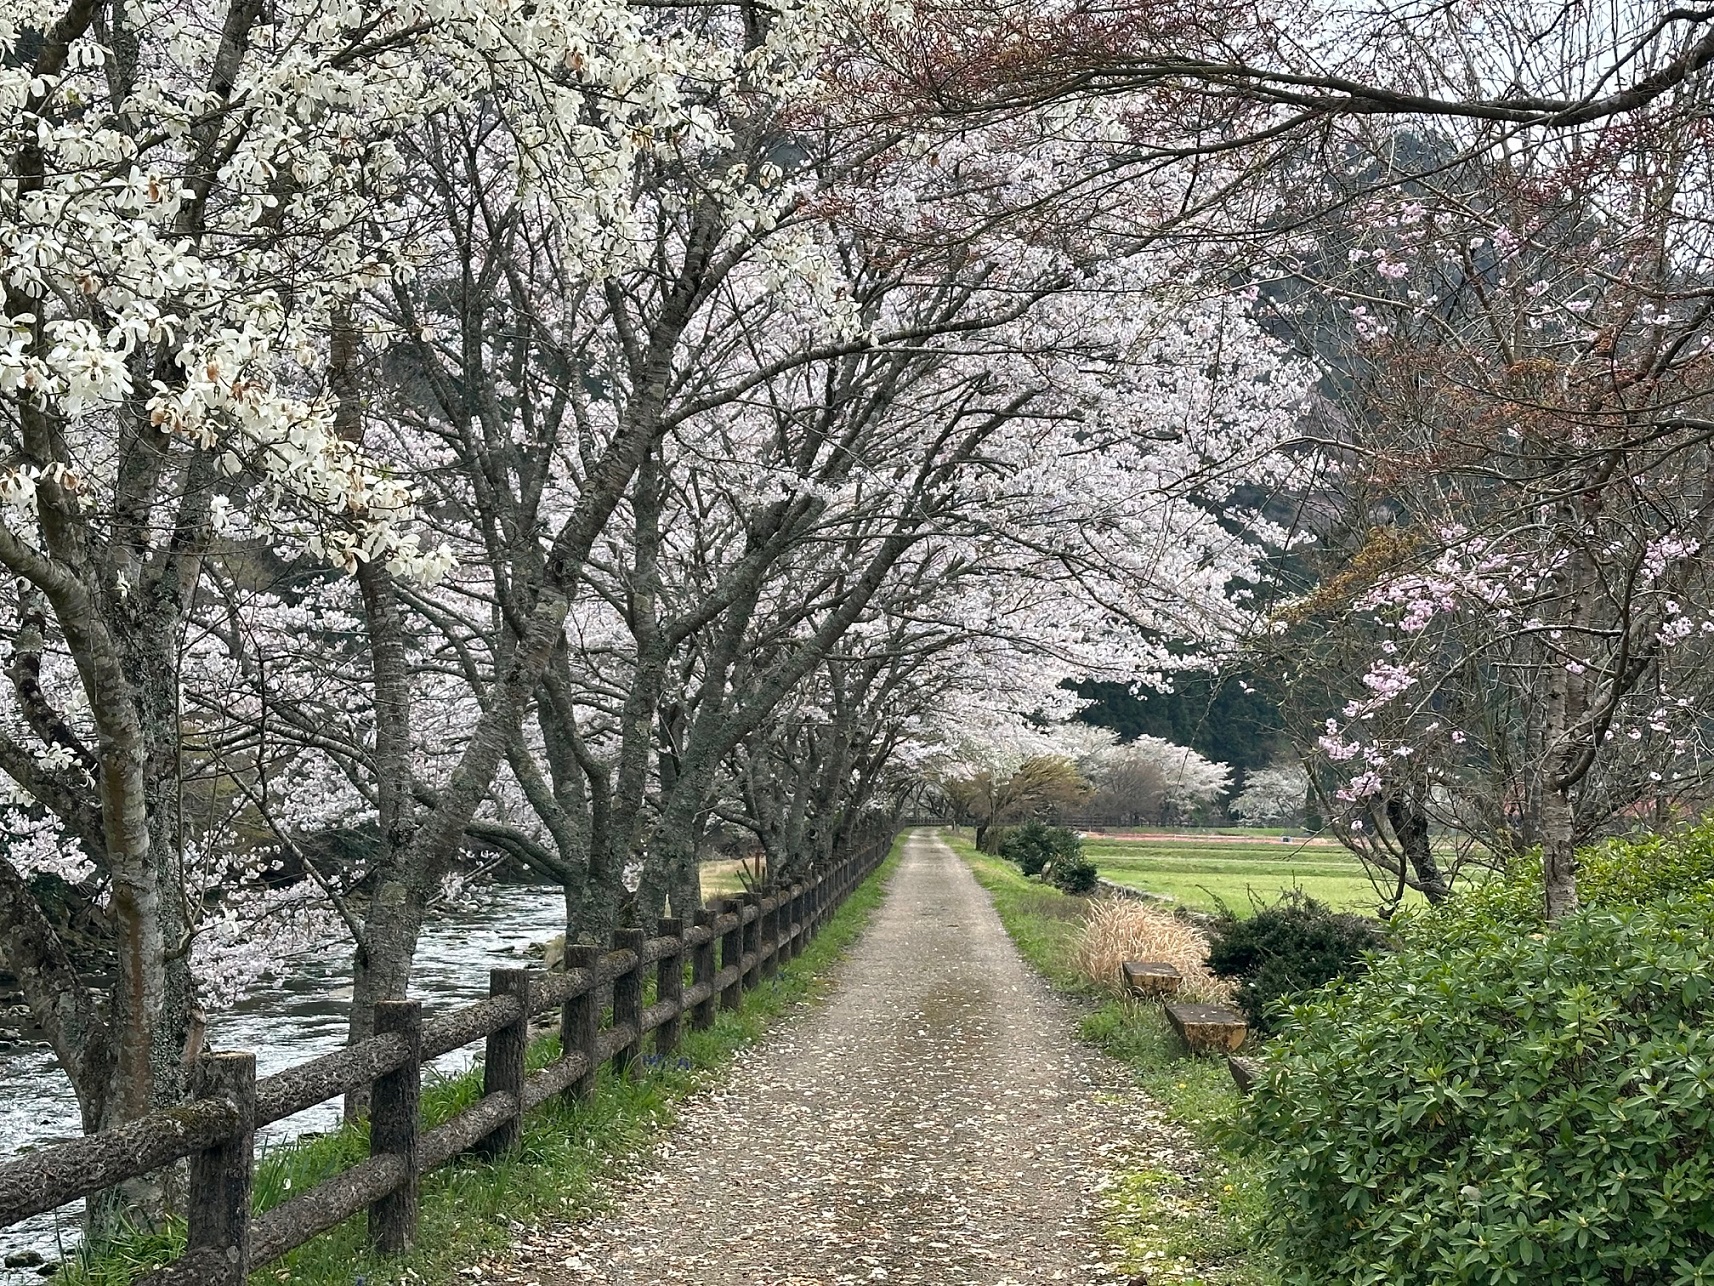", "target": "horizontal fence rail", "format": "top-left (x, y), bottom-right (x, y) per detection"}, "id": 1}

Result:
top-left (0, 838), bottom-right (892, 1284)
